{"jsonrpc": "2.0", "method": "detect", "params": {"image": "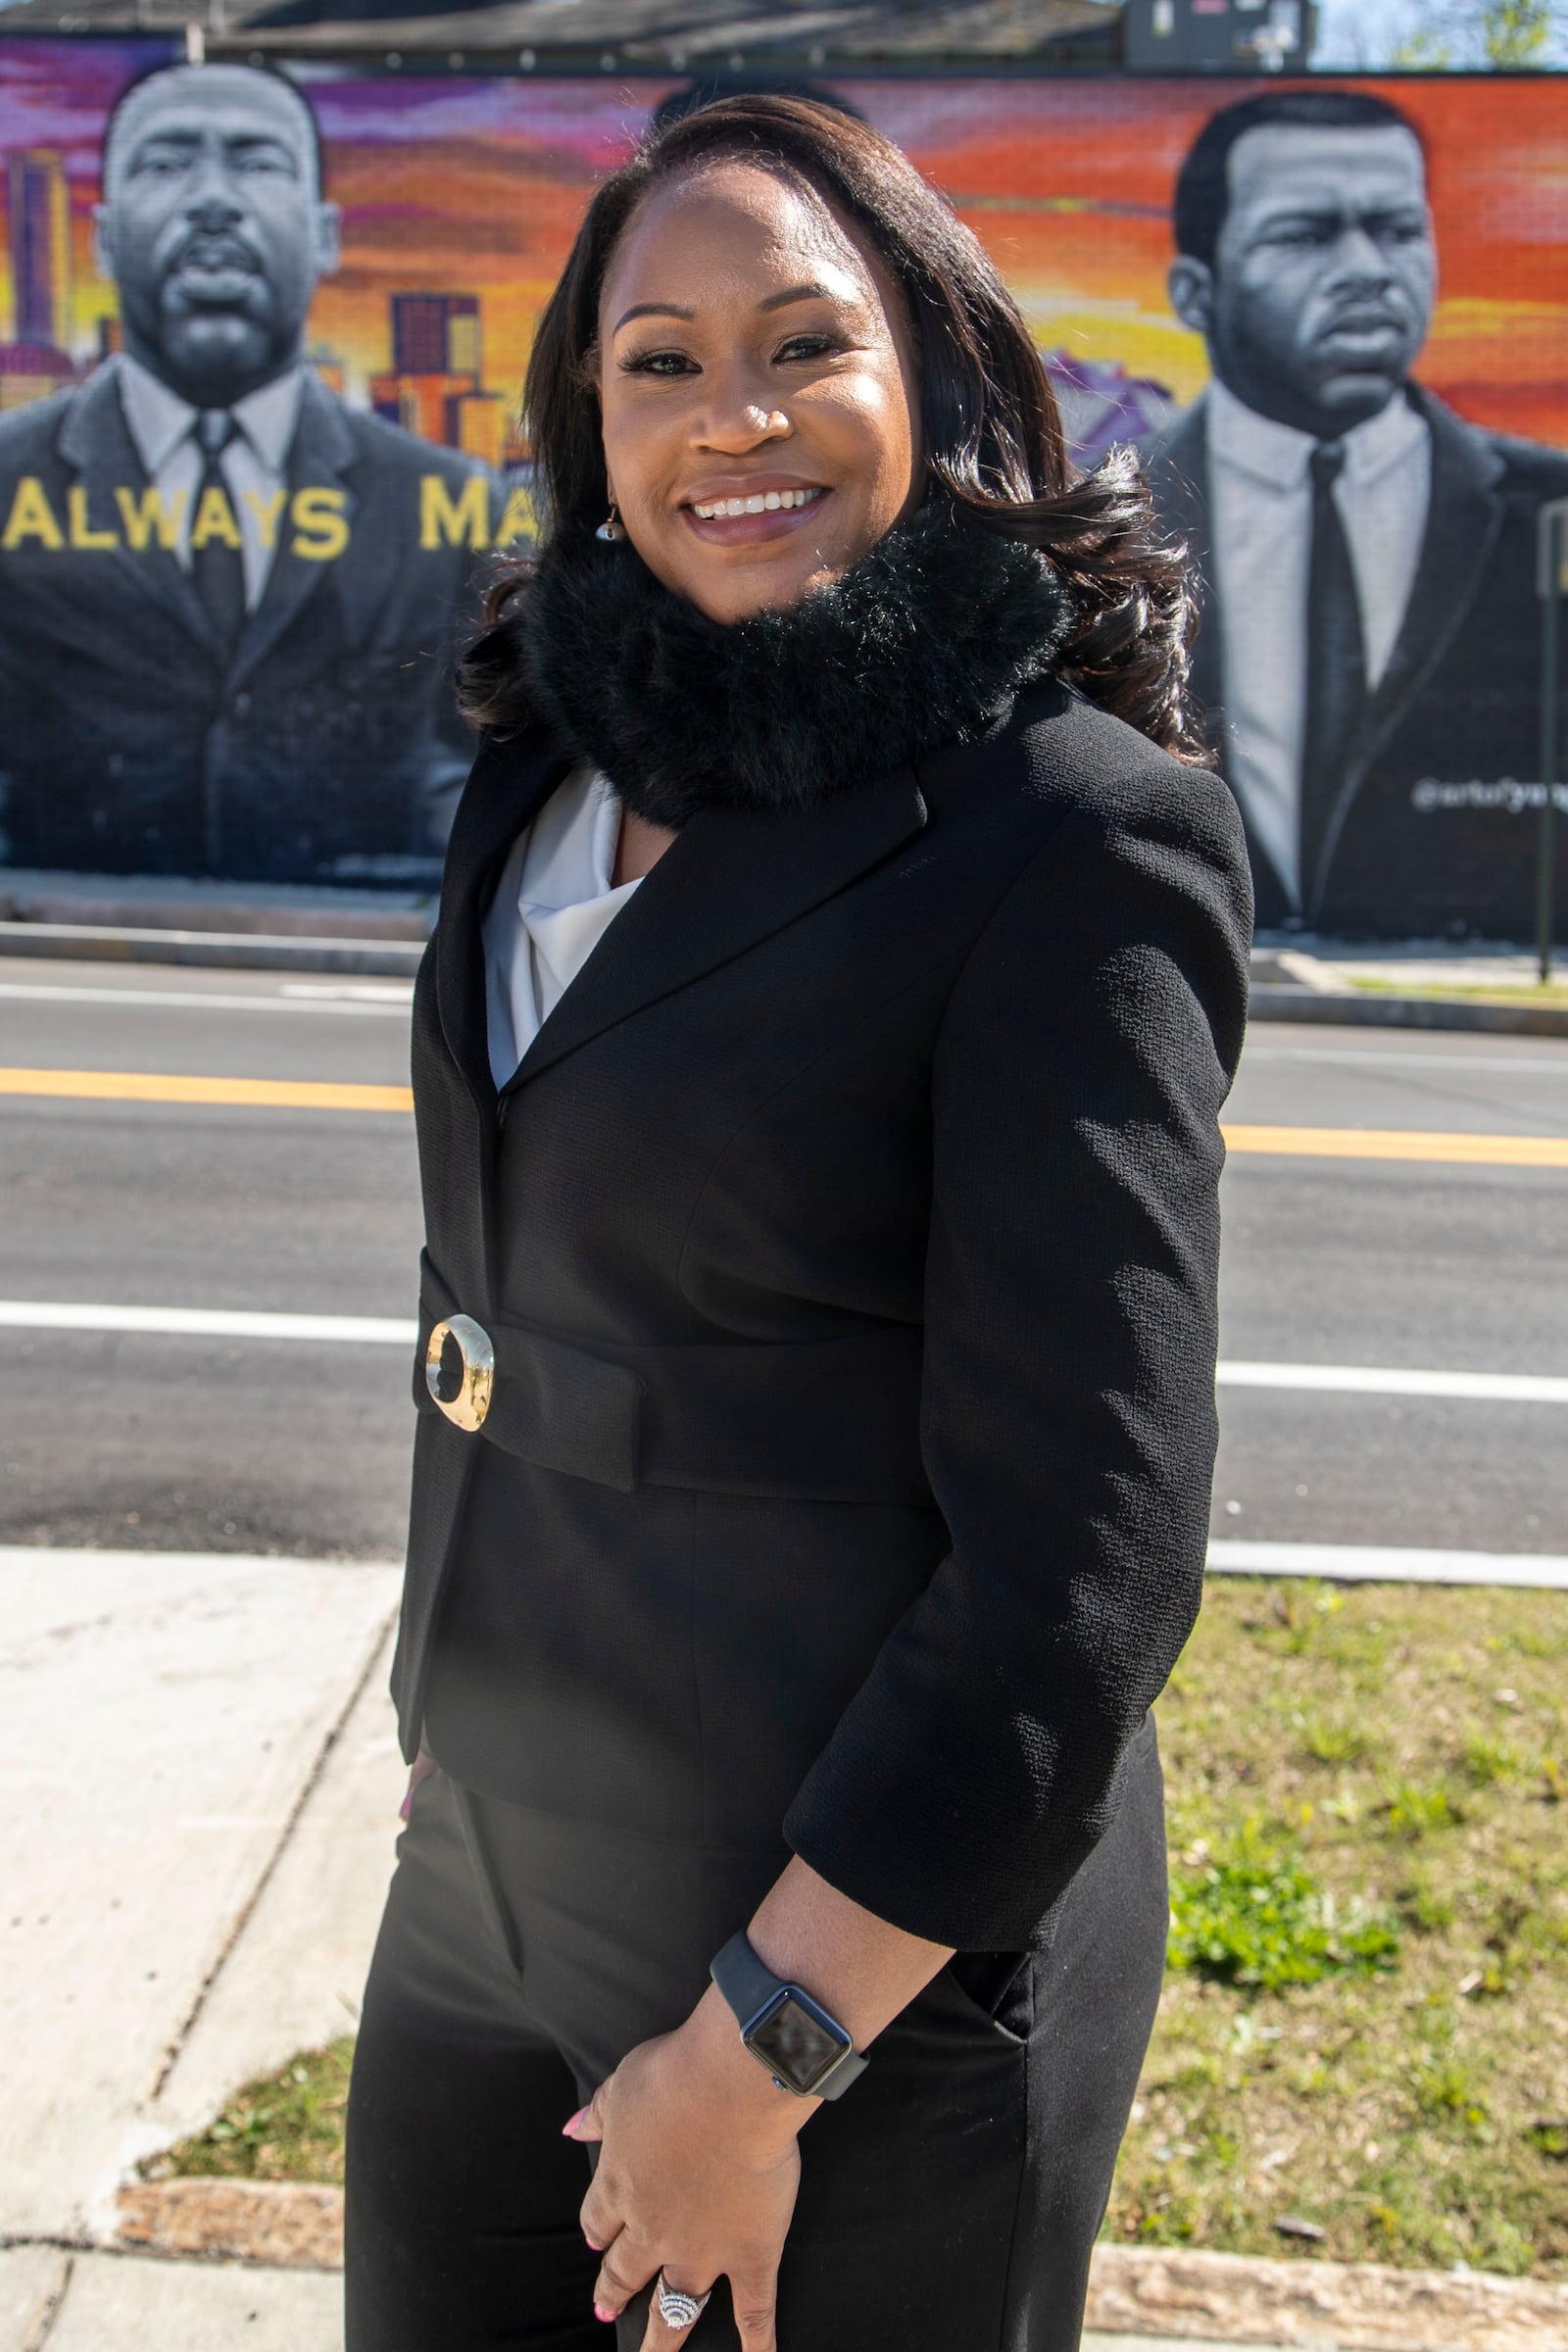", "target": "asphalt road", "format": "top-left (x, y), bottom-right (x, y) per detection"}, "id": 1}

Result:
top-left (2, 956), bottom-right (1565, 1559)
